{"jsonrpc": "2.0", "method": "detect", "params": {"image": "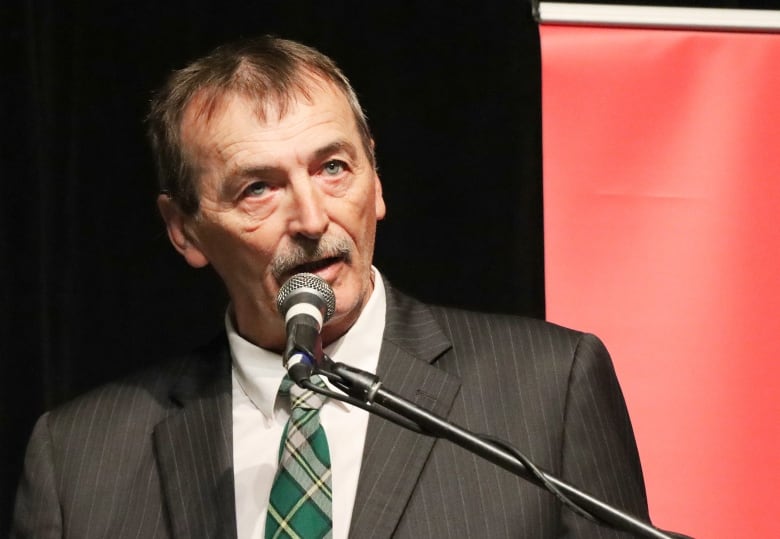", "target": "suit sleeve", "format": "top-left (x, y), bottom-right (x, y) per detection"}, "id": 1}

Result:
top-left (11, 413), bottom-right (63, 539)
top-left (558, 333), bottom-right (650, 538)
